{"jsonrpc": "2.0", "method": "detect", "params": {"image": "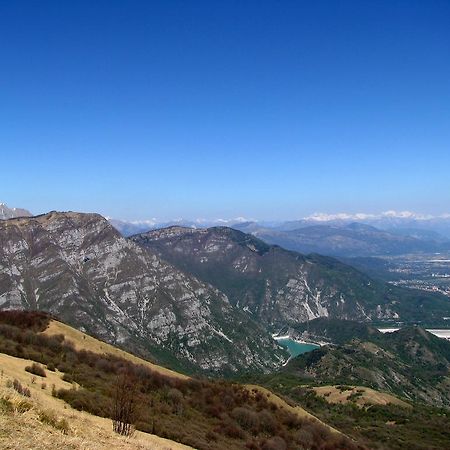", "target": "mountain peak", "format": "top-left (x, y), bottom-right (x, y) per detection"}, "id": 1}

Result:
top-left (0, 202), bottom-right (32, 220)
top-left (136, 225), bottom-right (273, 256)
top-left (3, 210), bottom-right (114, 233)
